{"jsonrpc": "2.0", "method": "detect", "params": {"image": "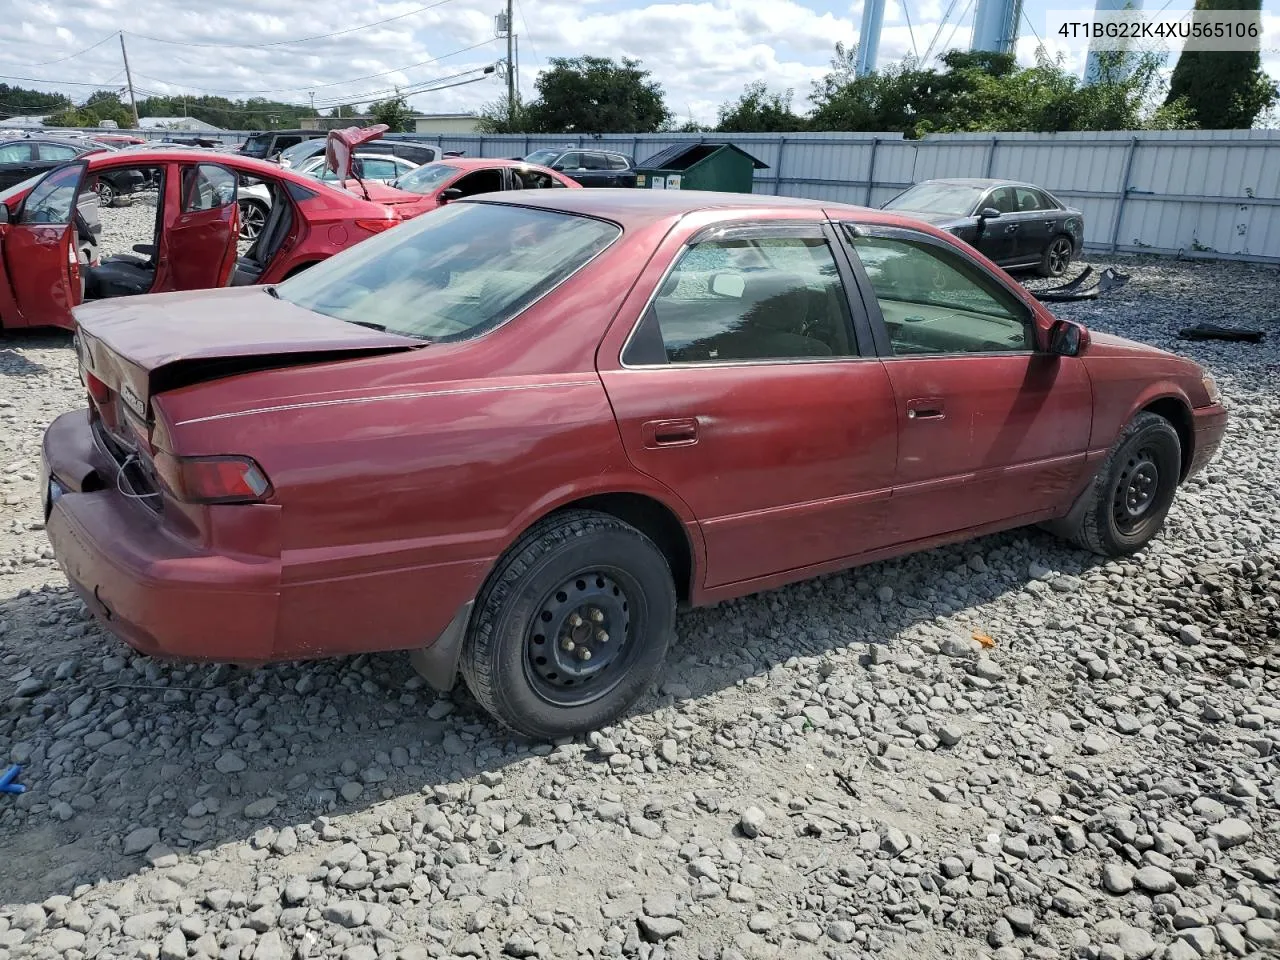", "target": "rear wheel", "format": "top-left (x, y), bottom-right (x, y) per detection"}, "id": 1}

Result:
top-left (460, 510), bottom-right (676, 740)
top-left (94, 180), bottom-right (116, 207)
top-left (1051, 412), bottom-right (1181, 557)
top-left (1039, 235), bottom-right (1074, 278)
